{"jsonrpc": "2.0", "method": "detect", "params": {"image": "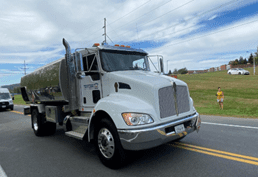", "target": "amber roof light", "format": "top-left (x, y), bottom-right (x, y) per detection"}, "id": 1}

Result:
top-left (93, 43), bottom-right (100, 47)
